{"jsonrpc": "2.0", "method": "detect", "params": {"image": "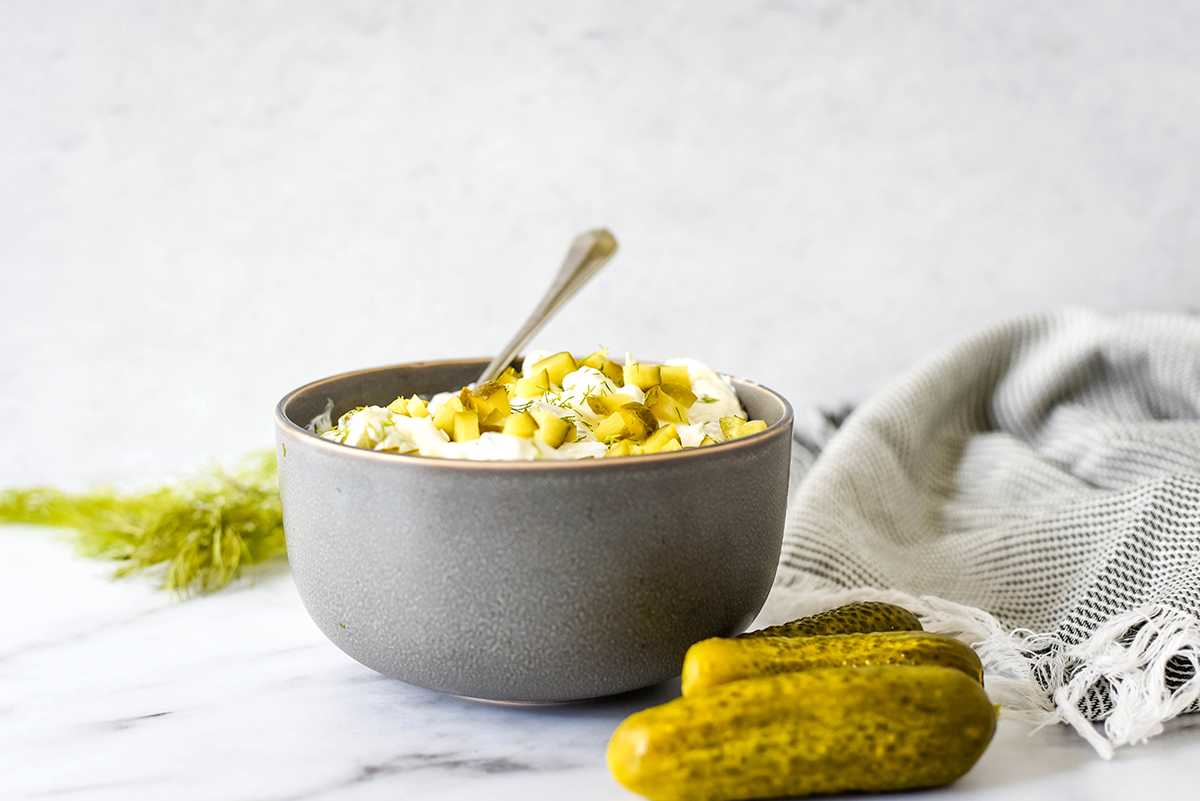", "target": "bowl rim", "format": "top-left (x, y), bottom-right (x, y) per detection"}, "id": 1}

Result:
top-left (275, 357), bottom-right (794, 471)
